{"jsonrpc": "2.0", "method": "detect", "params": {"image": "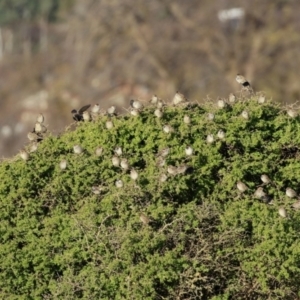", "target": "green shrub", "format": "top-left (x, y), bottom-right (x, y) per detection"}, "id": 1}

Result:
top-left (0, 95), bottom-right (300, 299)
